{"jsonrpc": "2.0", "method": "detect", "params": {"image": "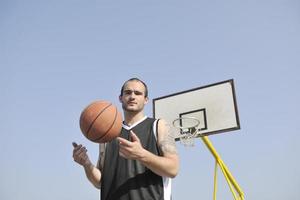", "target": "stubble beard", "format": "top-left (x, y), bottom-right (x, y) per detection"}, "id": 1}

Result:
top-left (122, 103), bottom-right (143, 114)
